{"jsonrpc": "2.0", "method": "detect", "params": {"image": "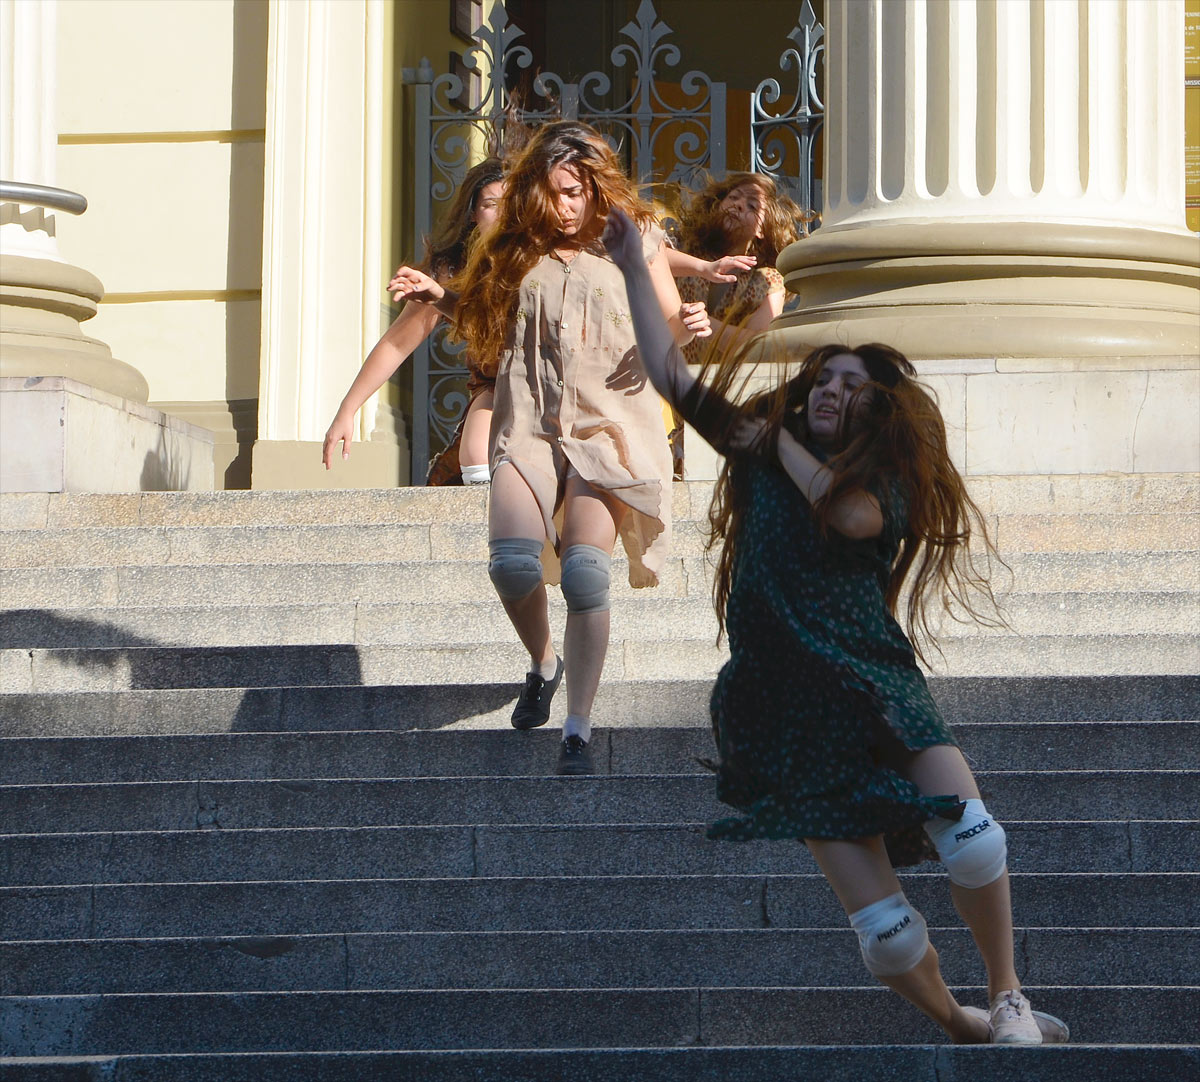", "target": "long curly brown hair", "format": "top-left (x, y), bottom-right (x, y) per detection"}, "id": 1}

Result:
top-left (451, 120), bottom-right (656, 376)
top-left (676, 172), bottom-right (807, 265)
top-left (704, 342), bottom-right (1005, 662)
